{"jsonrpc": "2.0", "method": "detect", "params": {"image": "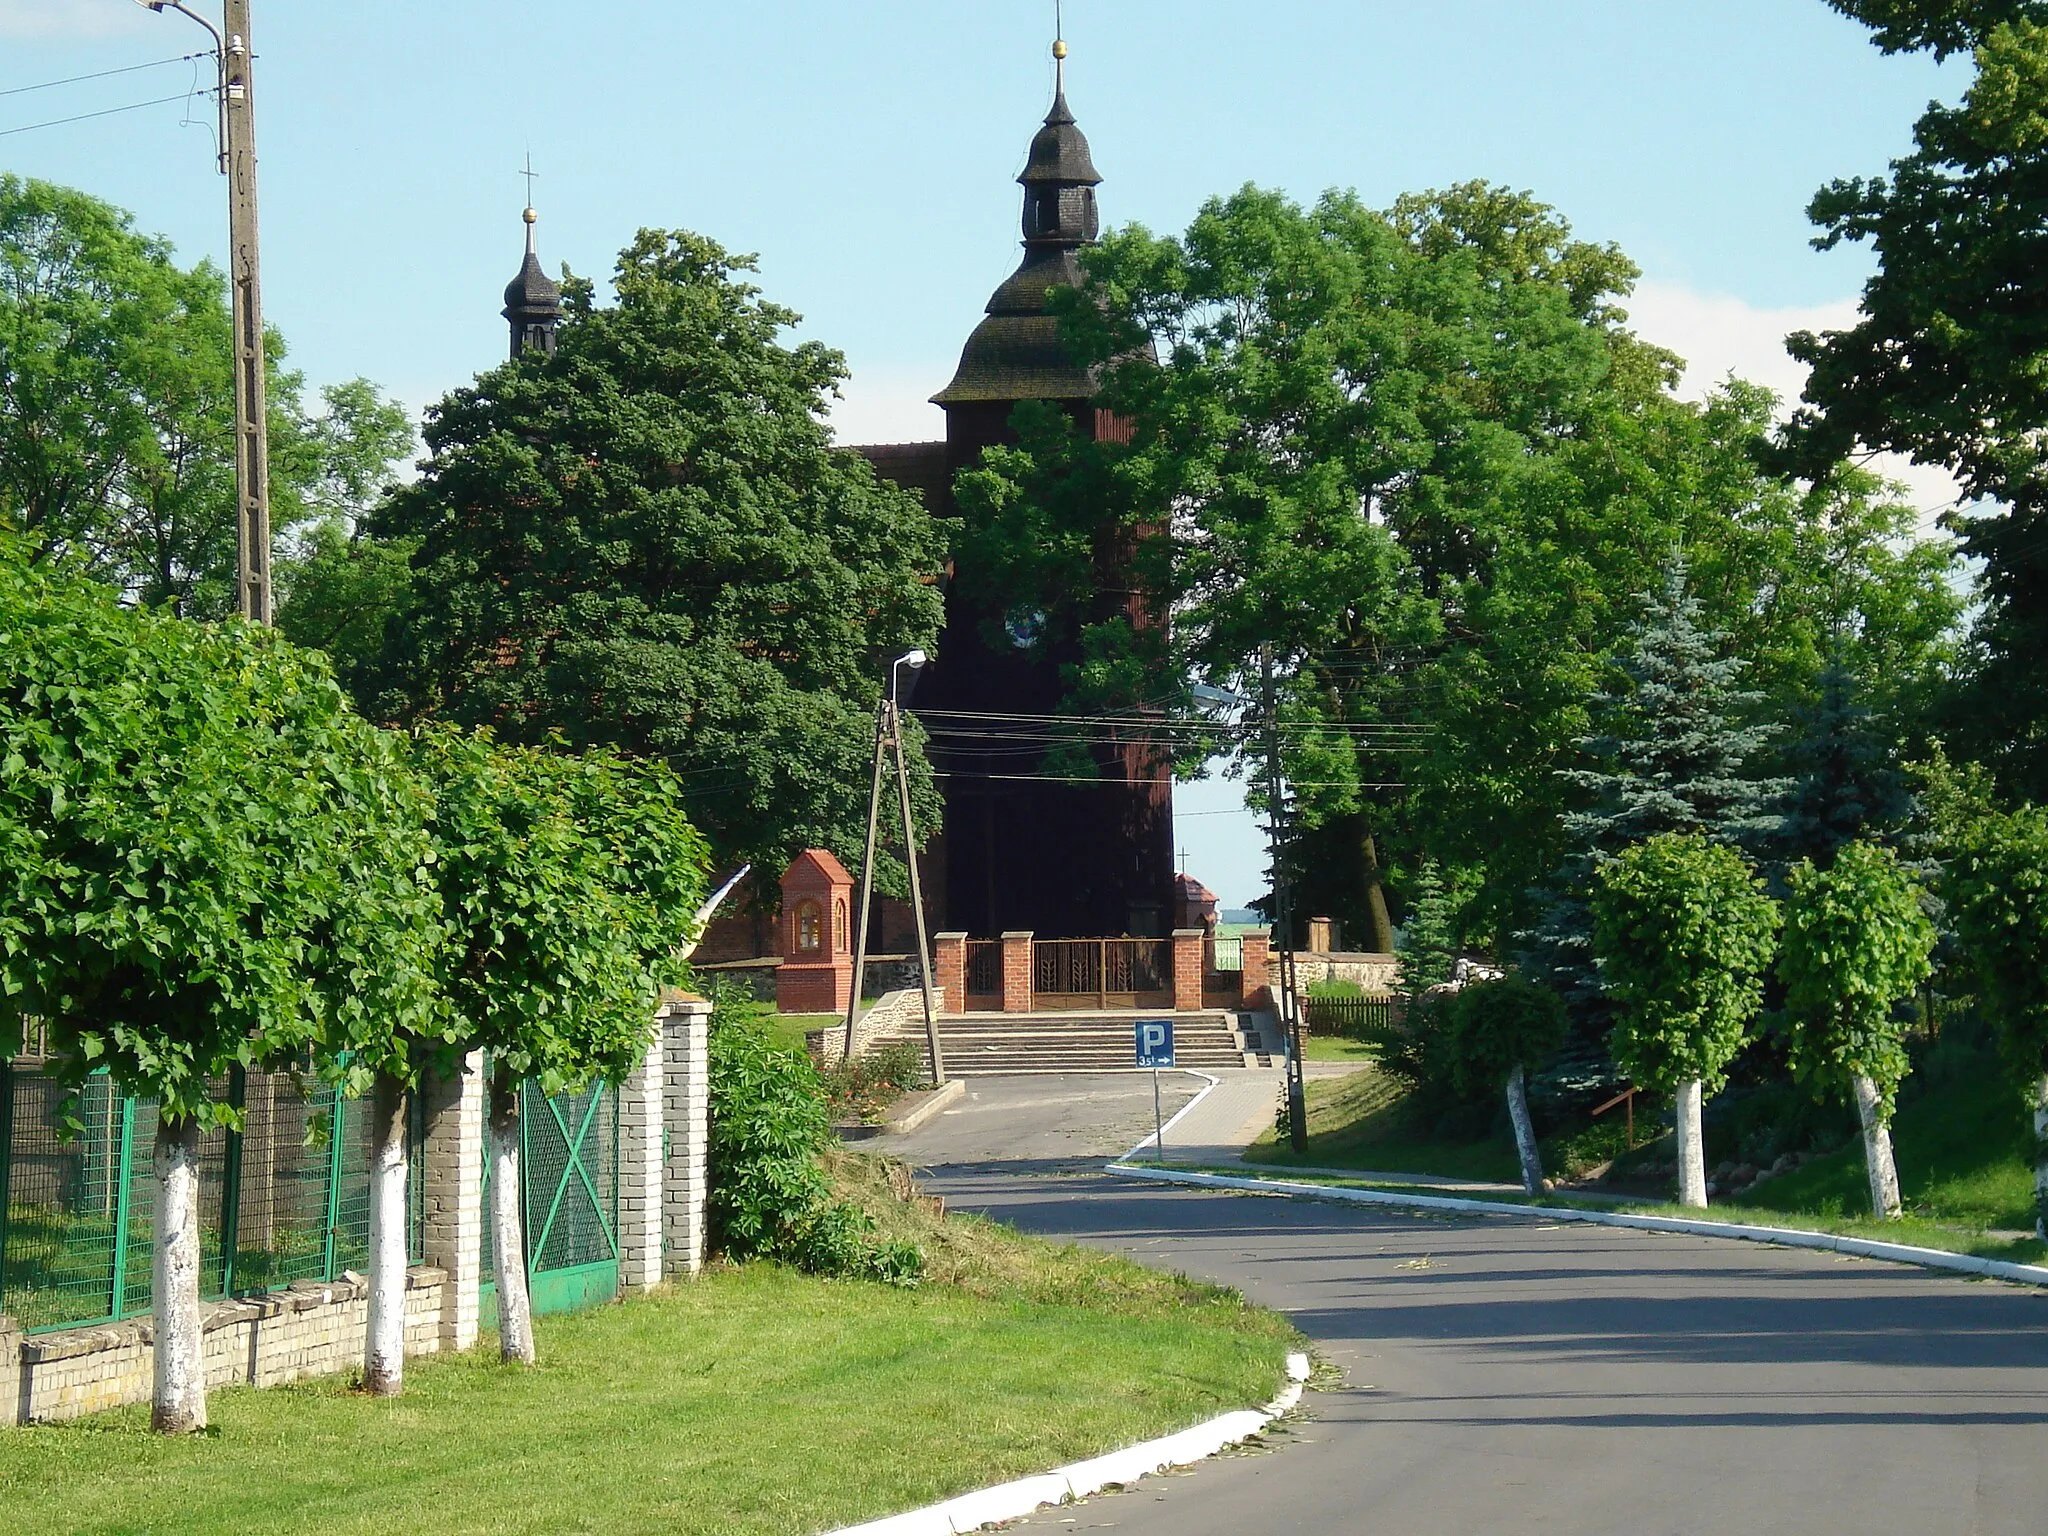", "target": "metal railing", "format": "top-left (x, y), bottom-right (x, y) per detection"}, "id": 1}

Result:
top-left (964, 939), bottom-right (1002, 999)
top-left (0, 1062), bottom-right (422, 1334)
top-left (1032, 938), bottom-right (1172, 1009)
